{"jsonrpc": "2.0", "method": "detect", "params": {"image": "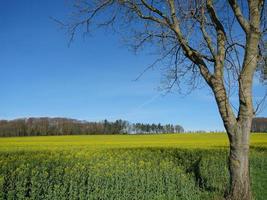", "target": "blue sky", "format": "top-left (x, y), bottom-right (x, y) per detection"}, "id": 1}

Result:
top-left (0, 0), bottom-right (266, 131)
